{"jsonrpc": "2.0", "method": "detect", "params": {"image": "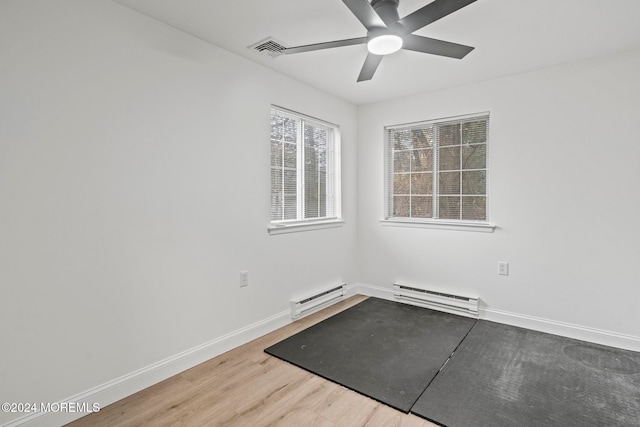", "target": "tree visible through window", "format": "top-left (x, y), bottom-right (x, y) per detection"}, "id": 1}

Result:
top-left (386, 113), bottom-right (489, 222)
top-left (270, 107), bottom-right (340, 225)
